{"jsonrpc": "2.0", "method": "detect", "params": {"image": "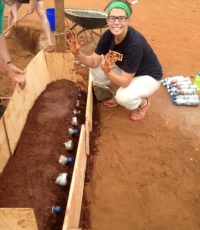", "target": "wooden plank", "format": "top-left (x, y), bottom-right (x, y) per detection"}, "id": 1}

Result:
top-left (68, 229), bottom-right (82, 230)
top-left (85, 118), bottom-right (90, 156)
top-left (45, 52), bottom-right (77, 82)
top-left (85, 72), bottom-right (93, 132)
top-left (54, 0), bottom-right (66, 52)
top-left (0, 118), bottom-right (11, 173)
top-left (62, 125), bottom-right (87, 230)
top-left (3, 50), bottom-right (51, 154)
top-left (0, 208), bottom-right (38, 230)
